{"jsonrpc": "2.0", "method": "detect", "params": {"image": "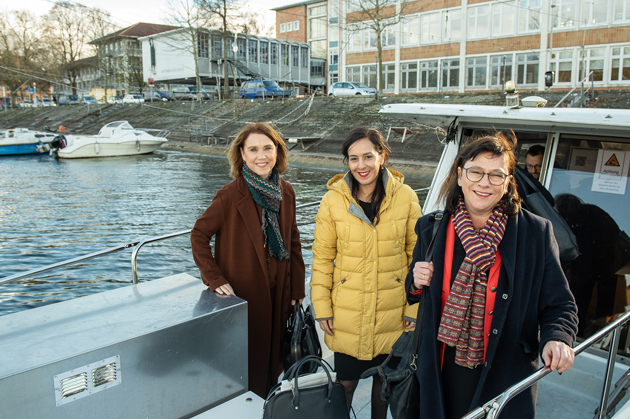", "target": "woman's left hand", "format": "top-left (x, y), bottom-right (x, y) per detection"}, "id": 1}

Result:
top-left (413, 261), bottom-right (434, 290)
top-left (542, 341), bottom-right (574, 373)
top-left (291, 299), bottom-right (303, 306)
top-left (405, 321), bottom-right (416, 329)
